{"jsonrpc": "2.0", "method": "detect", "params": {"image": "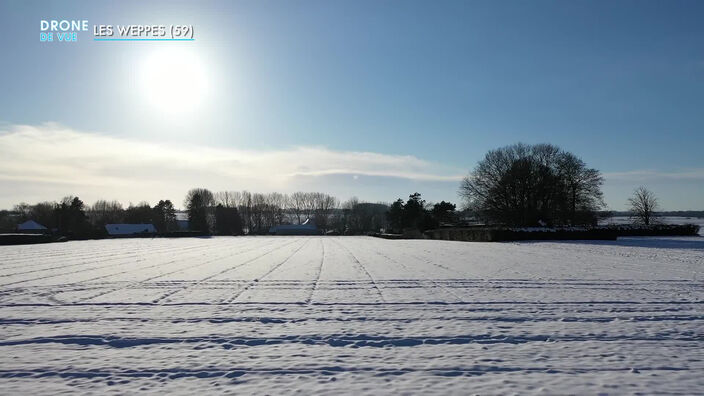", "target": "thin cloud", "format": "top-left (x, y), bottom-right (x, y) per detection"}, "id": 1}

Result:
top-left (0, 123), bottom-right (463, 205)
top-left (604, 169), bottom-right (704, 183)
